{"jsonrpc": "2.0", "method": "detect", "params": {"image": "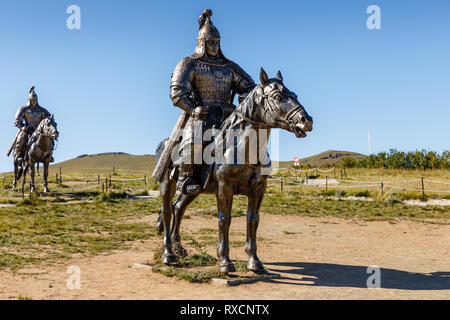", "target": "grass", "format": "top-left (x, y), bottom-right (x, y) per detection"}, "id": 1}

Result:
top-left (0, 167), bottom-right (449, 272)
top-left (188, 191), bottom-right (450, 222)
top-left (151, 247), bottom-right (225, 283)
top-left (151, 247), bottom-right (257, 283)
top-left (0, 198), bottom-right (160, 271)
